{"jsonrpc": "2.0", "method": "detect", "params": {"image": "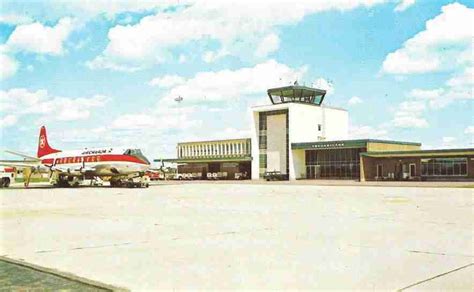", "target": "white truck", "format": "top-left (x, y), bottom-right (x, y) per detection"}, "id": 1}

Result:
top-left (0, 166), bottom-right (15, 188)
